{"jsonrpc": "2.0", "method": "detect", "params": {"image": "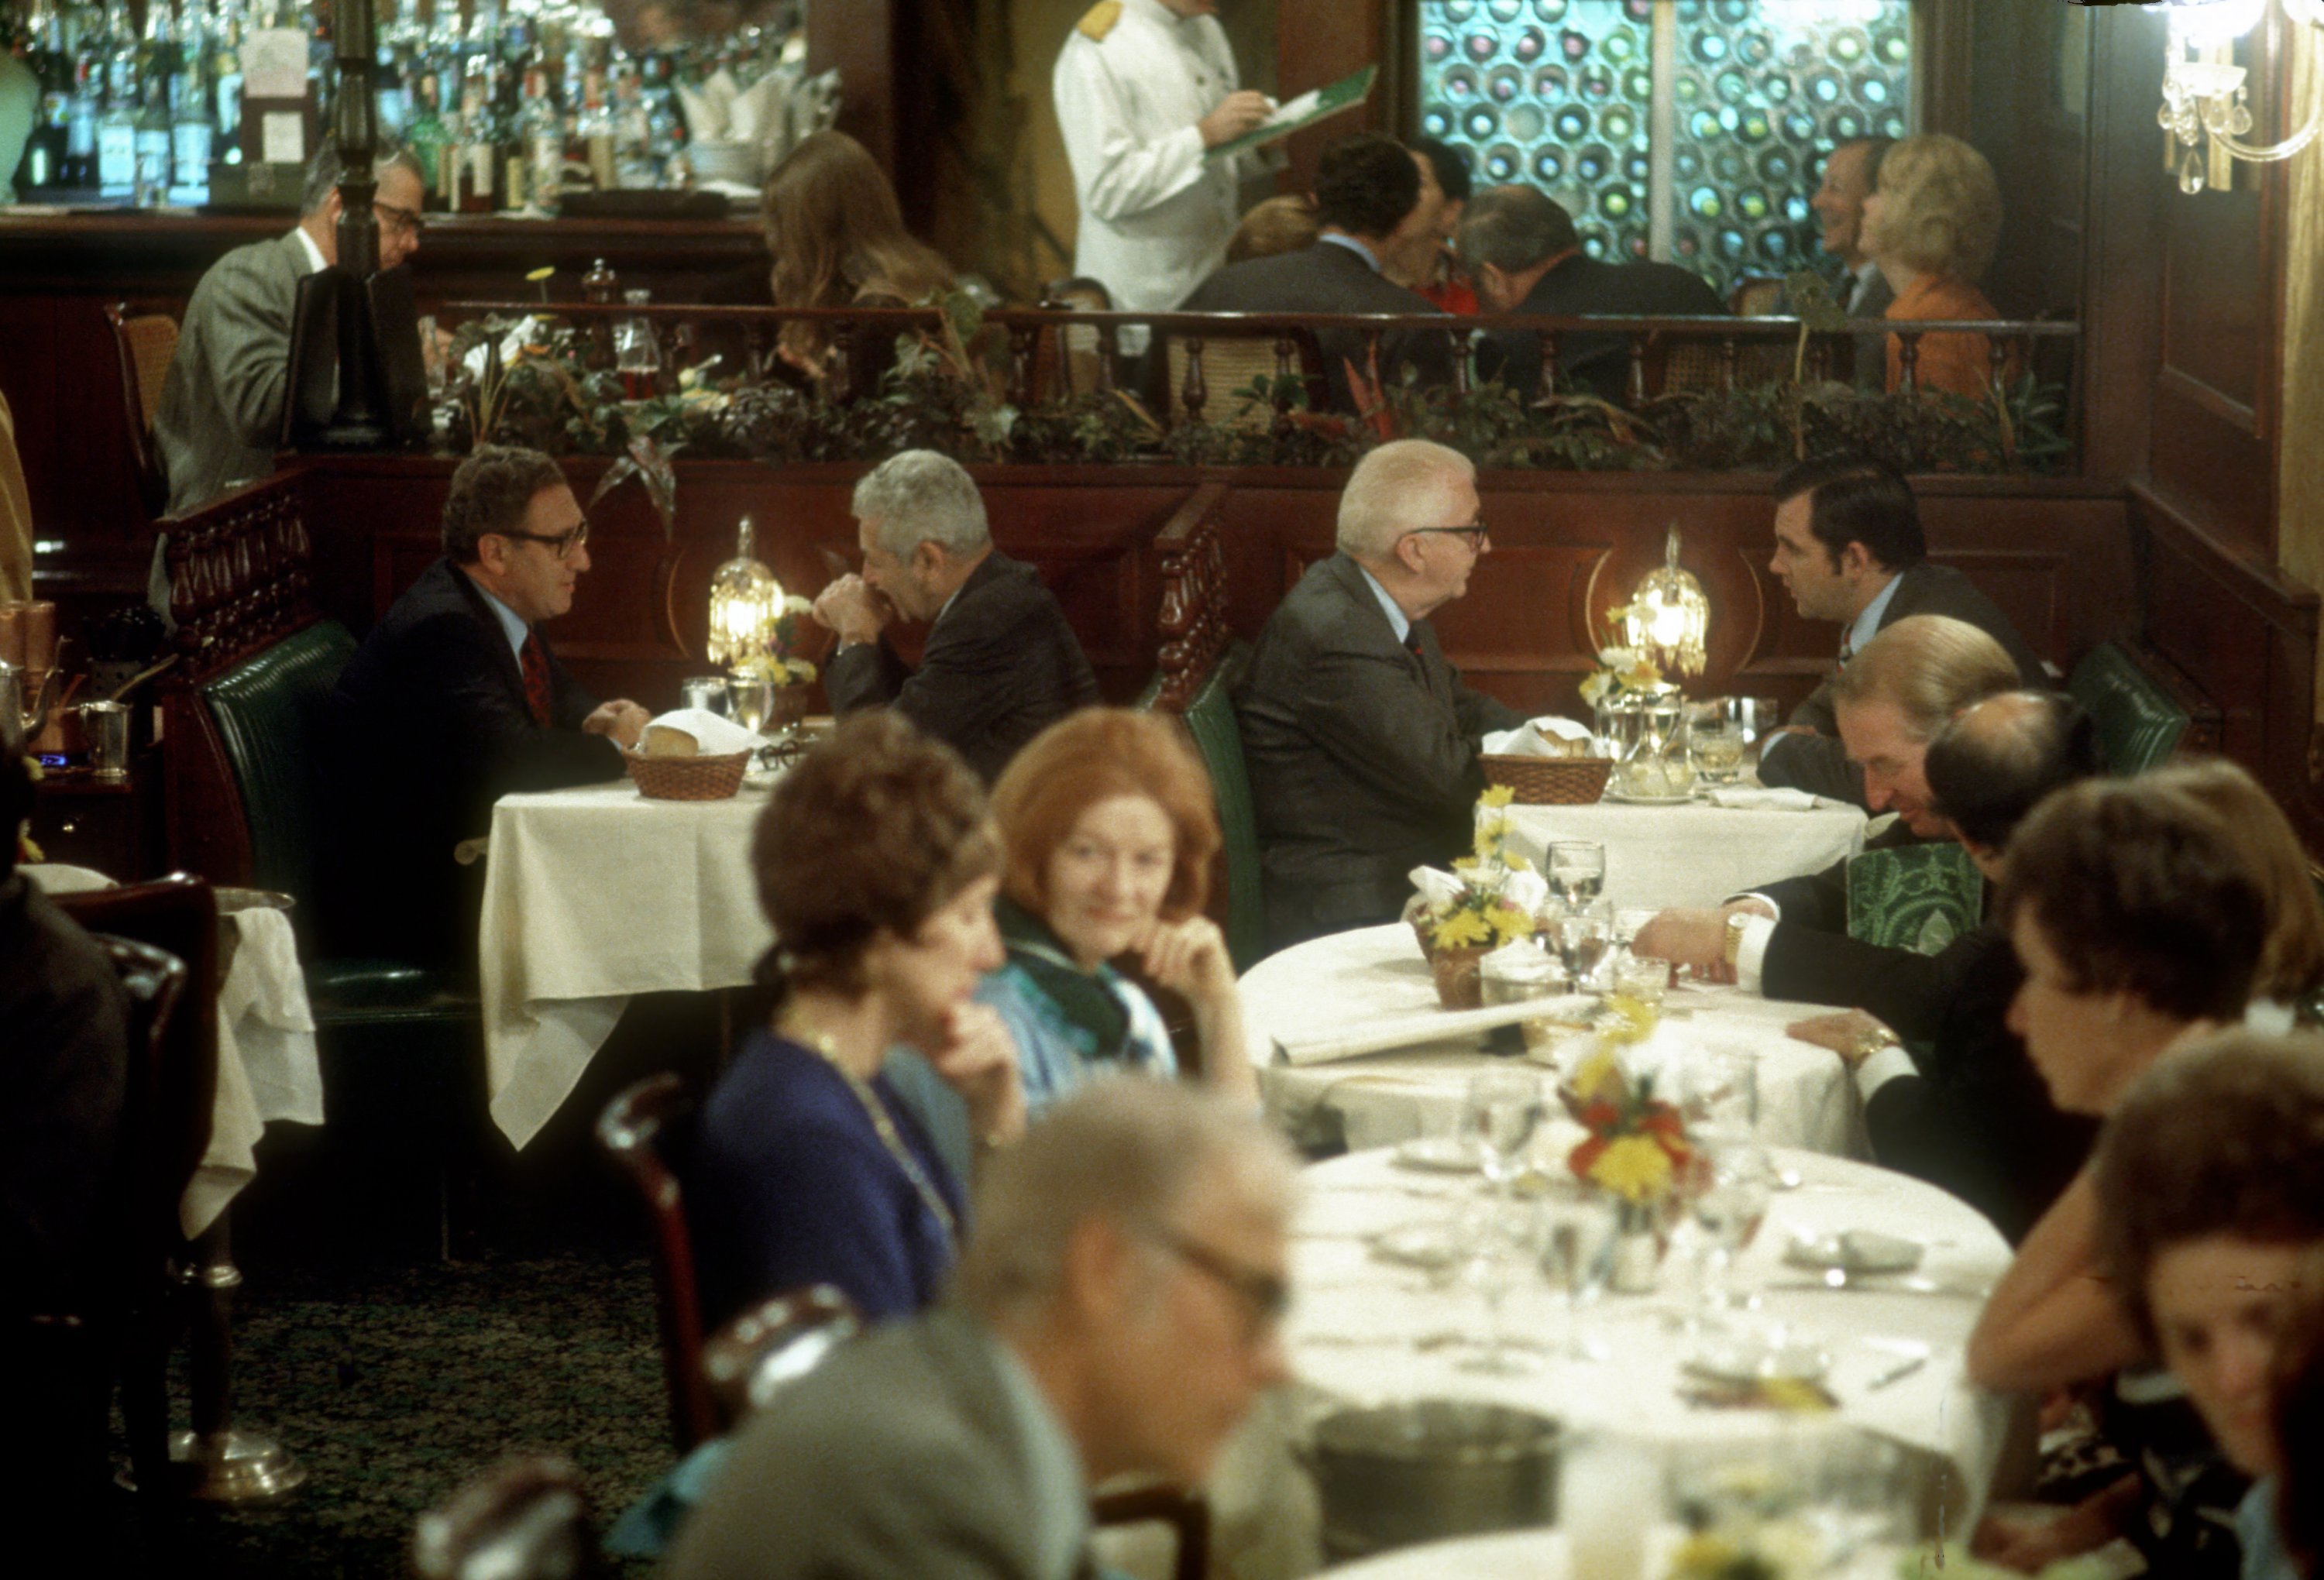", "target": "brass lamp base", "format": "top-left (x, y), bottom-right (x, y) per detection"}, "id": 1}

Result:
top-left (167, 1428), bottom-right (309, 1503)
